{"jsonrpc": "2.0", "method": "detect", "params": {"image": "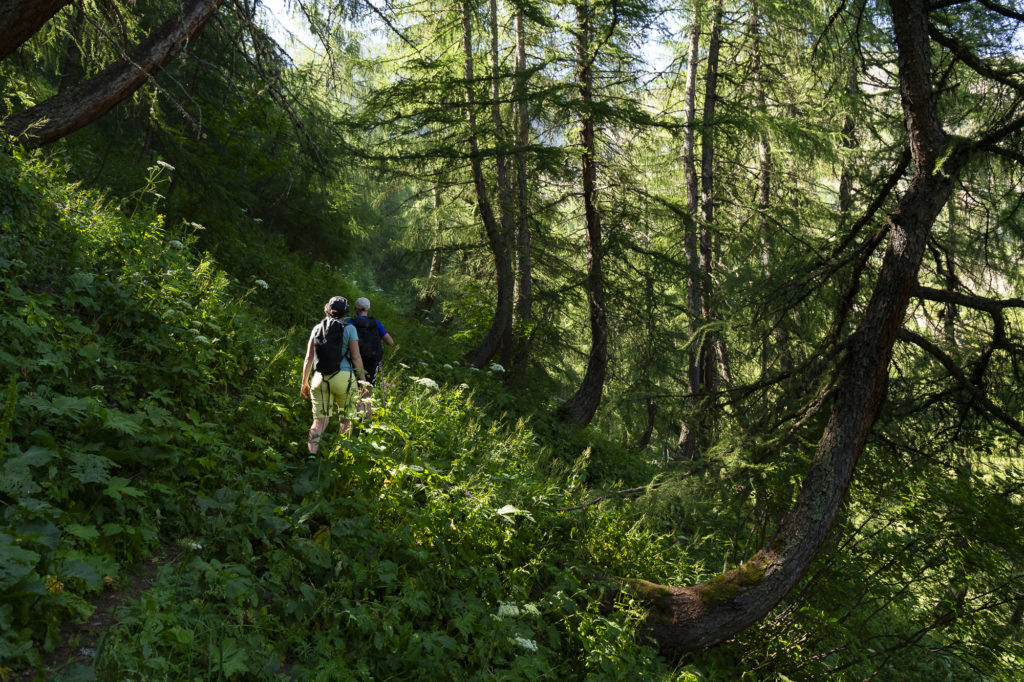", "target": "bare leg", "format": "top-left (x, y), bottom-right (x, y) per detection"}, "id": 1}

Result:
top-left (308, 417), bottom-right (329, 454)
top-left (358, 385), bottom-right (372, 420)
top-left (338, 418), bottom-right (352, 435)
